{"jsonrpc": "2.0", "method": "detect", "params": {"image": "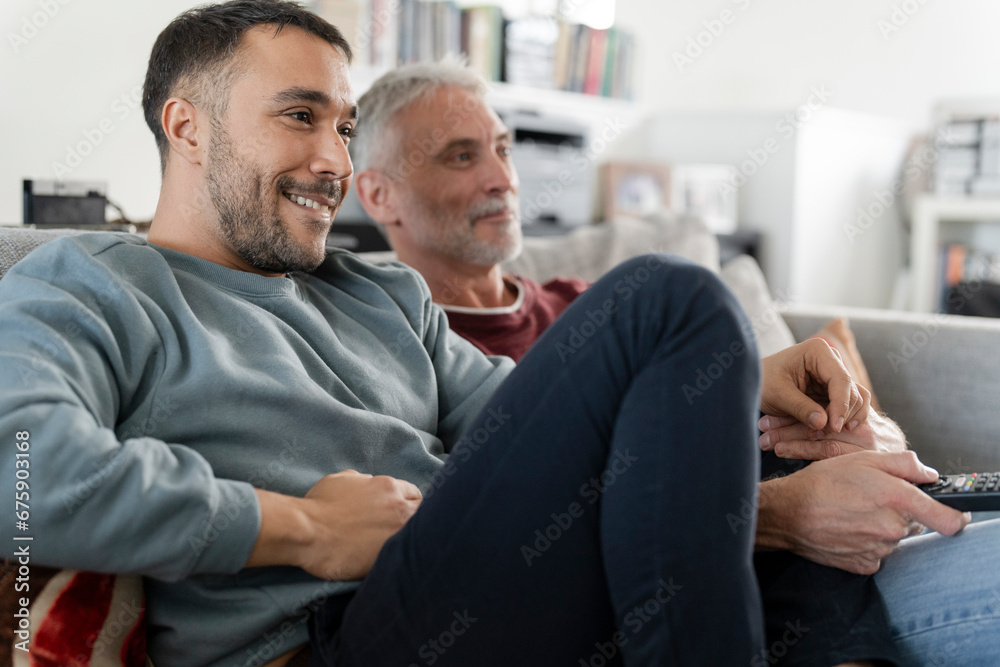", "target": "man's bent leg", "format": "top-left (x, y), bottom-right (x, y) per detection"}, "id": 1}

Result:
top-left (875, 519), bottom-right (1000, 664)
top-left (311, 255), bottom-right (764, 665)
